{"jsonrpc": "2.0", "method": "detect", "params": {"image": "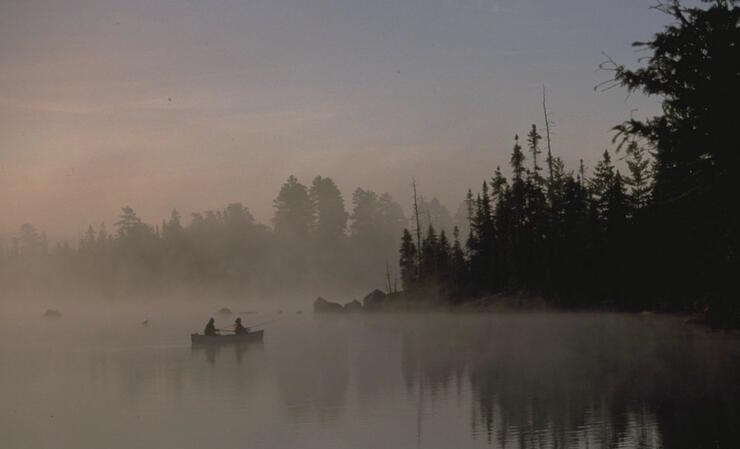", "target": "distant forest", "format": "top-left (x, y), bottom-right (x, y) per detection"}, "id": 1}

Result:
top-left (0, 176), bottom-right (434, 299)
top-left (1, 1), bottom-right (737, 323)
